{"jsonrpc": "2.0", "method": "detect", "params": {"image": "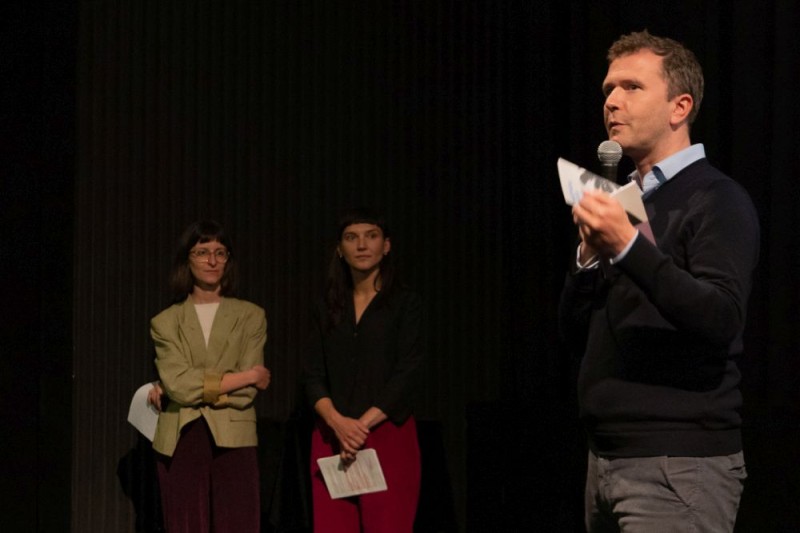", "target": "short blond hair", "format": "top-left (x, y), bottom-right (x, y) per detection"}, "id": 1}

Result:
top-left (608, 30), bottom-right (704, 124)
